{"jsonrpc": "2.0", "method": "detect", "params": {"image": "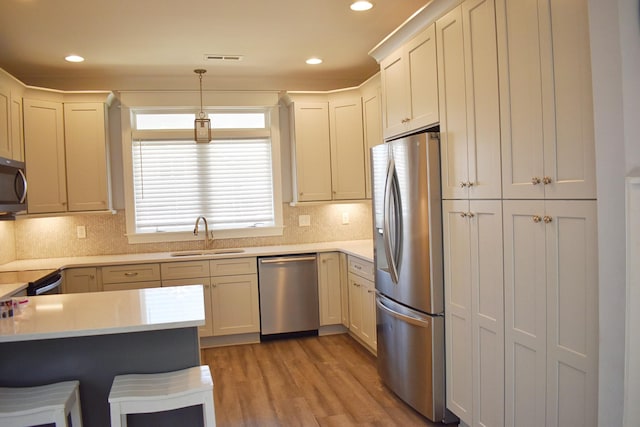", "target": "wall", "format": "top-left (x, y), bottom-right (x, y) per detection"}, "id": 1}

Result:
top-left (0, 221), bottom-right (16, 264)
top-left (13, 202), bottom-right (372, 259)
top-left (589, 0), bottom-right (640, 425)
